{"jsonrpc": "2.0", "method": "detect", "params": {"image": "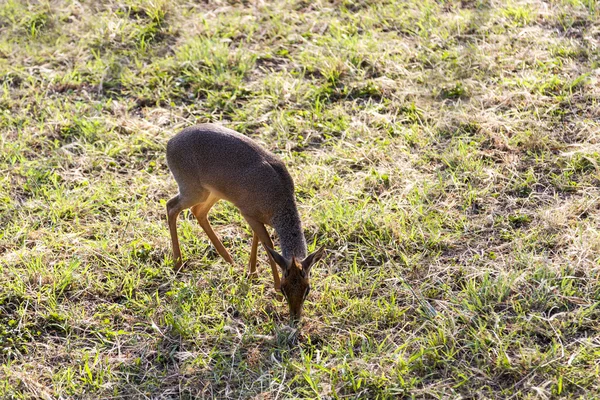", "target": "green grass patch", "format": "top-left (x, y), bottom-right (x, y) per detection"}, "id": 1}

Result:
top-left (1, 0), bottom-right (599, 398)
